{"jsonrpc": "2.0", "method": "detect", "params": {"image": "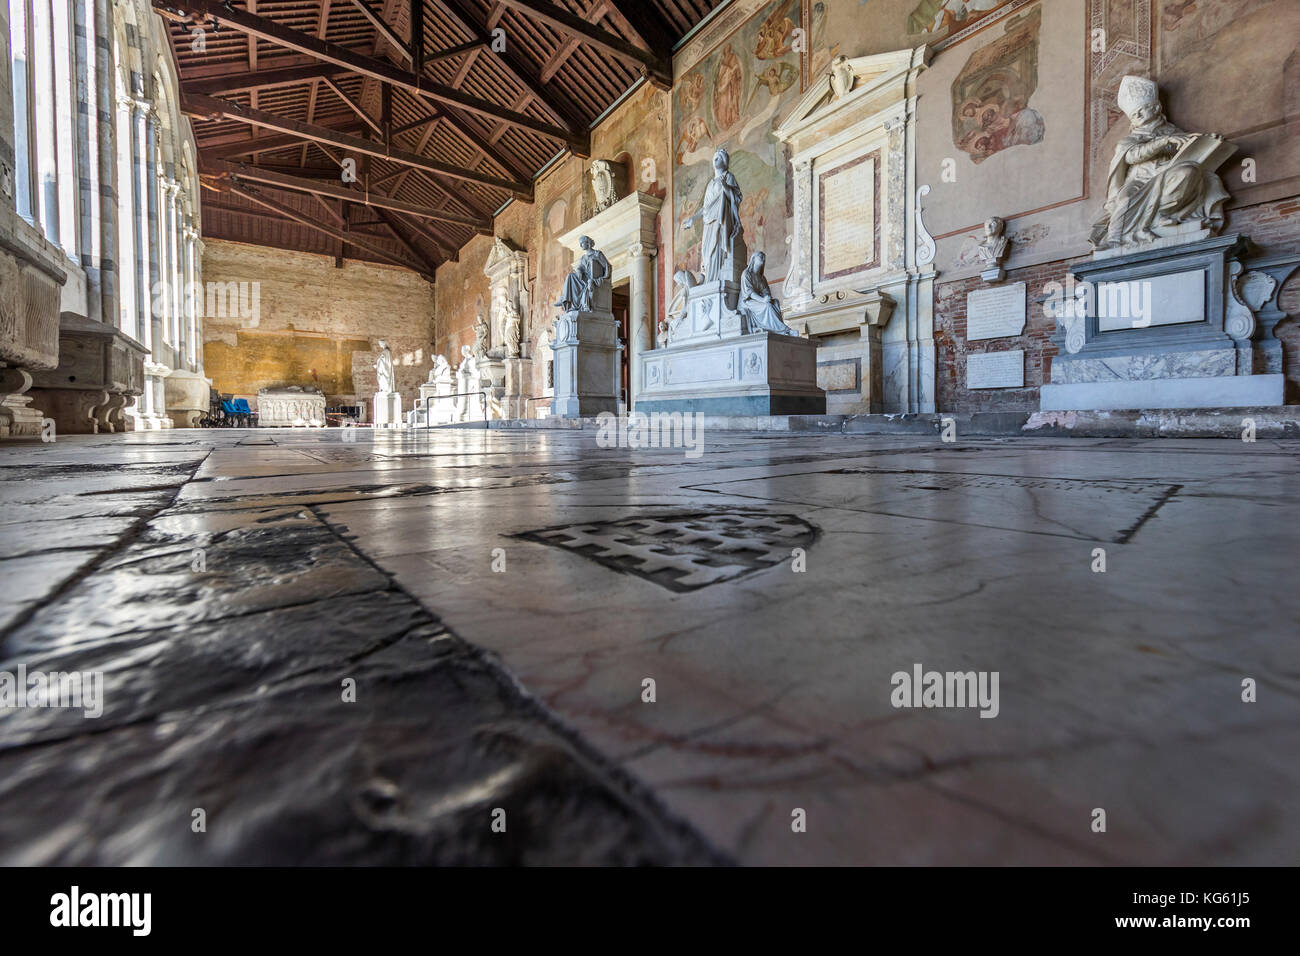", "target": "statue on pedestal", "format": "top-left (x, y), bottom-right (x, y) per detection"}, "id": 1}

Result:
top-left (682, 147), bottom-right (744, 284)
top-left (373, 340), bottom-right (395, 393)
top-left (503, 300), bottom-right (522, 358)
top-left (472, 312), bottom-right (489, 361)
top-left (739, 252), bottom-right (798, 336)
top-left (1090, 76), bottom-right (1233, 251)
top-left (555, 236), bottom-right (611, 314)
